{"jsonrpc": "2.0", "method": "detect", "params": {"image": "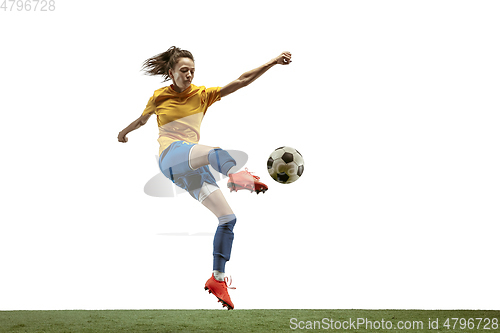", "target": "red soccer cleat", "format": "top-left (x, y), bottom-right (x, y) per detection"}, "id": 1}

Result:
top-left (227, 168), bottom-right (268, 194)
top-left (204, 274), bottom-right (236, 310)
